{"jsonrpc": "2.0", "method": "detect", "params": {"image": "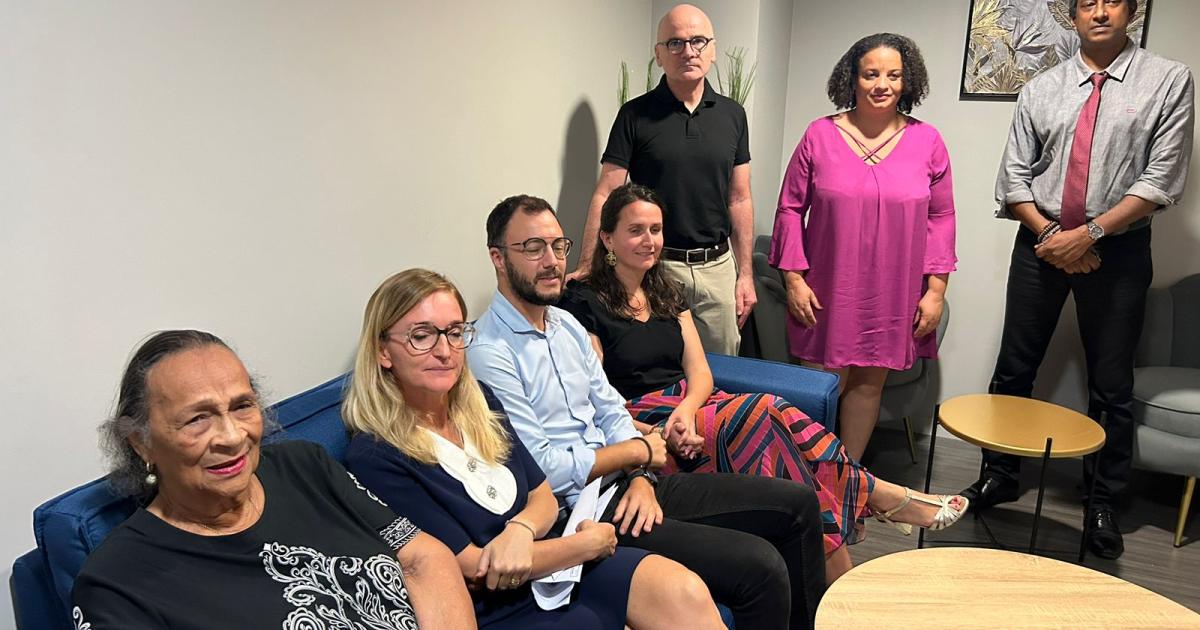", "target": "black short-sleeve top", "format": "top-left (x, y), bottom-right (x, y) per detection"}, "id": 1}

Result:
top-left (344, 383), bottom-right (549, 625)
top-left (71, 440), bottom-right (421, 630)
top-left (559, 282), bottom-right (685, 400)
top-left (601, 77), bottom-right (750, 249)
